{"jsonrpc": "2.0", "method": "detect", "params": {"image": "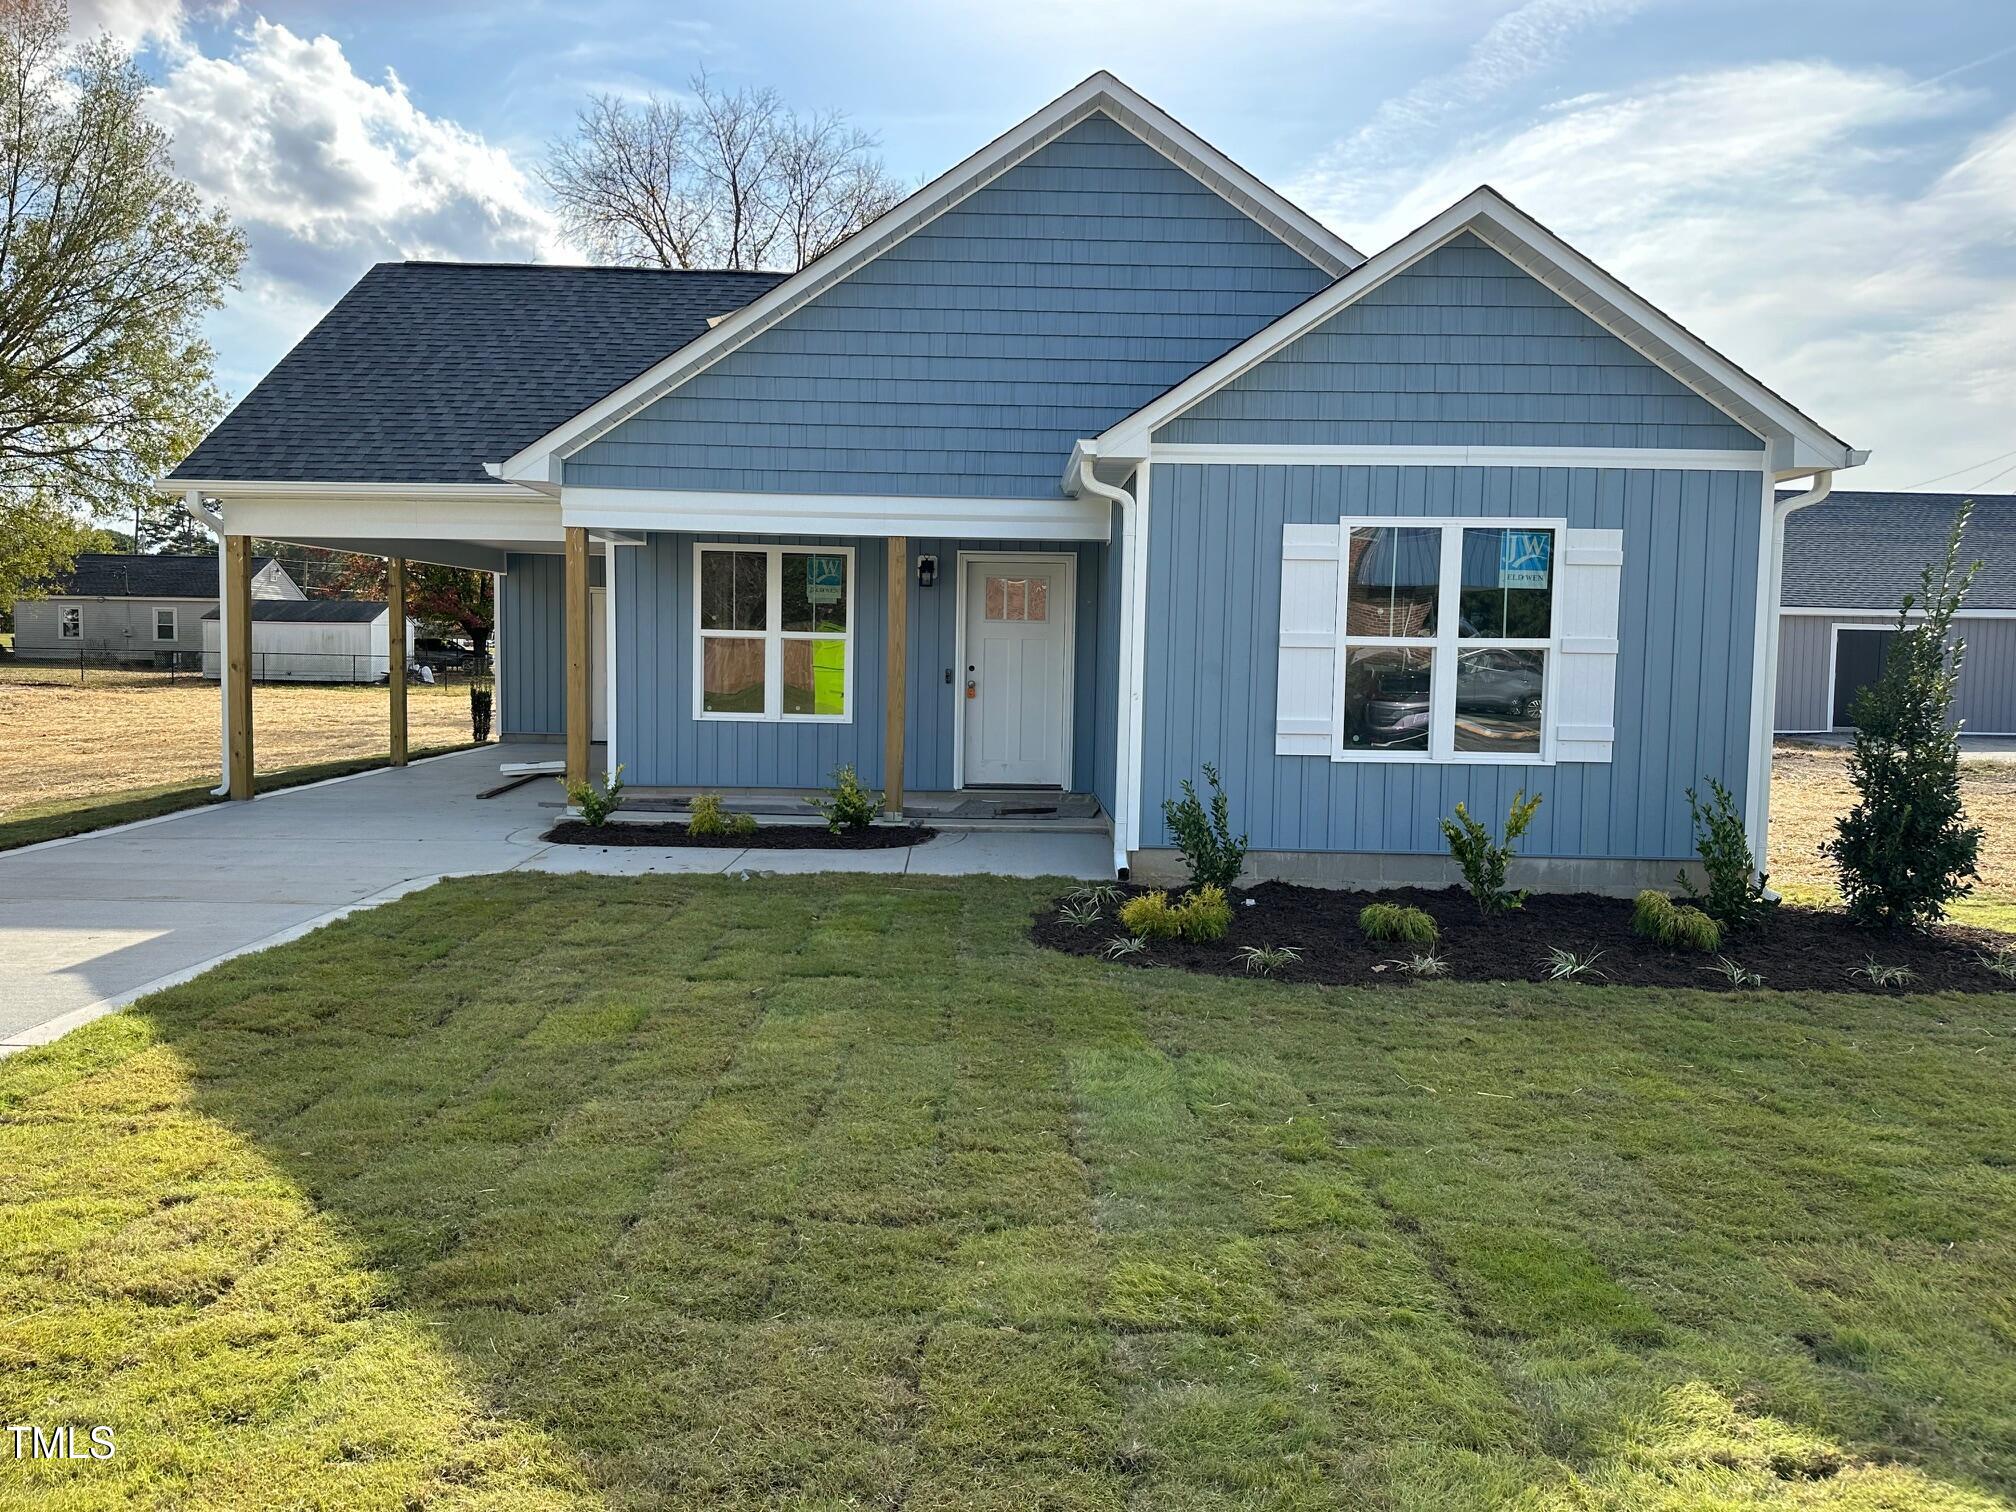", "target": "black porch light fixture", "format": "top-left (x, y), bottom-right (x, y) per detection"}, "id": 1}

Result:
top-left (916, 554), bottom-right (938, 589)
